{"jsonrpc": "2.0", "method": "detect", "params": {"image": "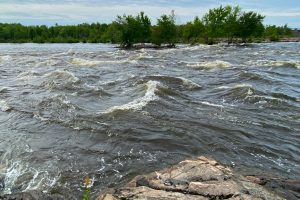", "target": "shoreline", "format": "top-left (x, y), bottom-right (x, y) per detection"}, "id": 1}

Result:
top-left (97, 156), bottom-right (299, 200)
top-left (1, 156), bottom-right (299, 200)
